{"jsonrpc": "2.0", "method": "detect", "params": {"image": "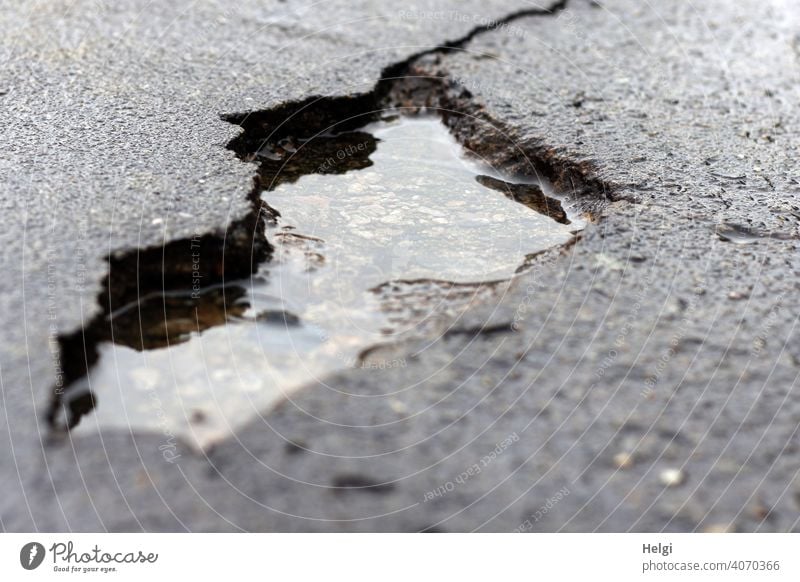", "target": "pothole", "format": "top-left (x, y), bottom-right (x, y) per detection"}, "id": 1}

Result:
top-left (44, 0), bottom-right (629, 450)
top-left (54, 111), bottom-right (584, 448)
